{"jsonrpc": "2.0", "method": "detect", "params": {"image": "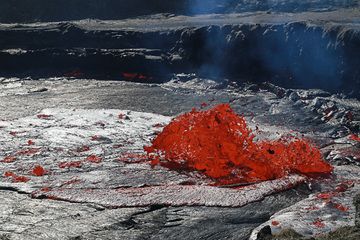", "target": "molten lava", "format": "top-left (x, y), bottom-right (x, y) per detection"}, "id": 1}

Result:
top-left (32, 165), bottom-right (46, 176)
top-left (4, 171), bottom-right (30, 183)
top-left (144, 104), bottom-right (333, 185)
top-left (349, 134), bottom-right (360, 142)
top-left (122, 72), bottom-right (151, 81)
top-left (64, 69), bottom-right (84, 78)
